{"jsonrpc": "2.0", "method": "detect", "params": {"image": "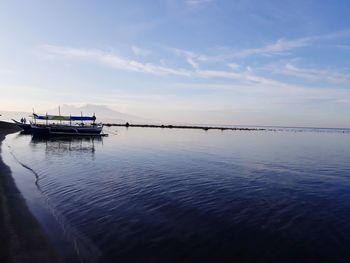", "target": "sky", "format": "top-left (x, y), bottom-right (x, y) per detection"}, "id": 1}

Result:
top-left (0, 0), bottom-right (350, 127)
